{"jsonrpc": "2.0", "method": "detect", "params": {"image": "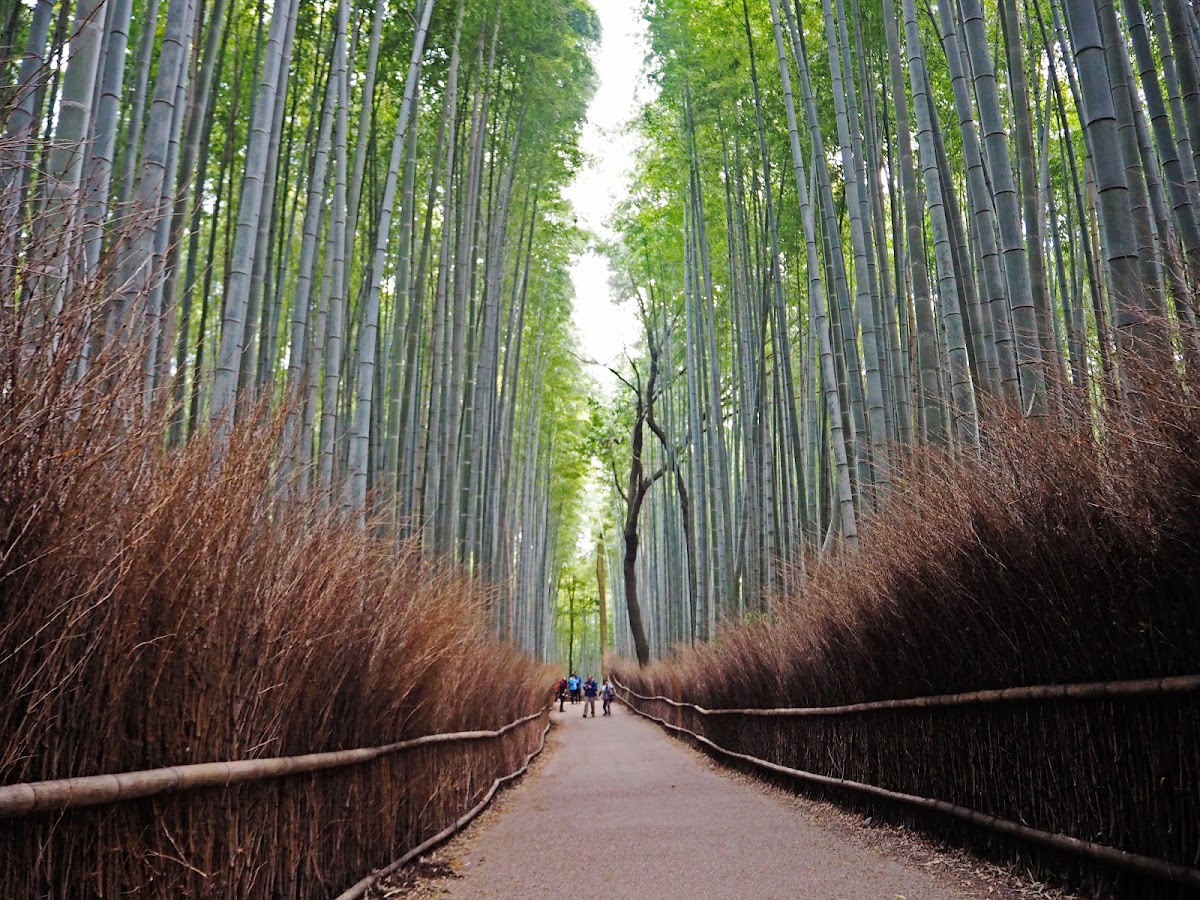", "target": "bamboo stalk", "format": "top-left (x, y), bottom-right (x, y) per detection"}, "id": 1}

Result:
top-left (620, 697), bottom-right (1200, 889)
top-left (335, 718), bottom-right (552, 900)
top-left (0, 708), bottom-right (547, 819)
top-left (612, 674), bottom-right (1200, 716)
